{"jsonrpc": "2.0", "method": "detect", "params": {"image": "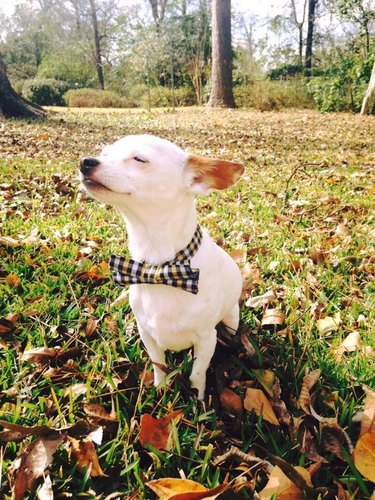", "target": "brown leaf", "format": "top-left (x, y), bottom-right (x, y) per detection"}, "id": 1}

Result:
top-left (321, 422), bottom-right (353, 461)
top-left (245, 291), bottom-right (276, 308)
top-left (271, 377), bottom-right (292, 427)
top-left (360, 388), bottom-right (375, 436)
top-left (69, 437), bottom-right (105, 477)
top-left (258, 465), bottom-right (313, 500)
top-left (146, 478), bottom-right (228, 499)
top-left (244, 388), bottom-right (280, 426)
top-left (230, 248), bottom-right (247, 264)
top-left (12, 435), bottom-right (65, 500)
top-left (219, 388), bottom-right (243, 416)
top-left (6, 273), bottom-right (21, 287)
top-left (297, 369), bottom-right (321, 414)
top-left (22, 347), bottom-right (58, 364)
top-left (261, 308), bottom-right (285, 329)
top-left (353, 431), bottom-right (375, 482)
top-left (317, 314), bottom-right (341, 336)
top-left (139, 410), bottom-right (183, 451)
top-left (333, 331), bottom-right (362, 361)
top-left (83, 317), bottom-right (99, 338)
top-left (0, 235), bottom-right (20, 247)
top-left (84, 403), bottom-right (118, 423)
